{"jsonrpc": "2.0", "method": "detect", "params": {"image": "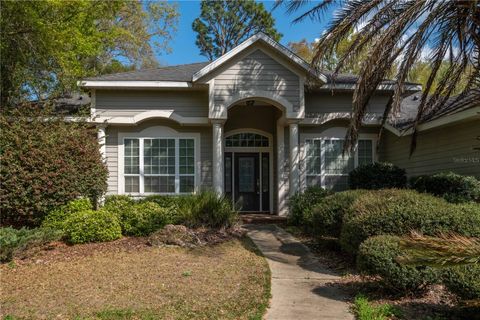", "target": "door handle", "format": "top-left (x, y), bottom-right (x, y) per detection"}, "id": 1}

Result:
top-left (256, 178), bottom-right (260, 194)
